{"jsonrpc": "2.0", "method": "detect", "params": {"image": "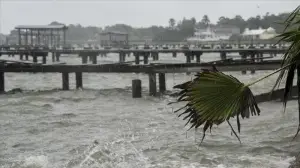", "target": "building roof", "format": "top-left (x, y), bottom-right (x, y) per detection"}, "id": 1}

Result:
top-left (15, 25), bottom-right (67, 30)
top-left (99, 31), bottom-right (128, 35)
